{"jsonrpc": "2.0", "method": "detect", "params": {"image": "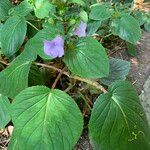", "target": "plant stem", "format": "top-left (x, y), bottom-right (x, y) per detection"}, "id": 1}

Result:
top-left (85, 95), bottom-right (93, 106)
top-left (35, 62), bottom-right (107, 93)
top-left (0, 60), bottom-right (9, 66)
top-left (104, 33), bottom-right (112, 38)
top-left (78, 91), bottom-right (92, 110)
top-left (64, 83), bottom-right (75, 92)
top-left (51, 67), bottom-right (66, 89)
top-left (26, 21), bottom-right (39, 31)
